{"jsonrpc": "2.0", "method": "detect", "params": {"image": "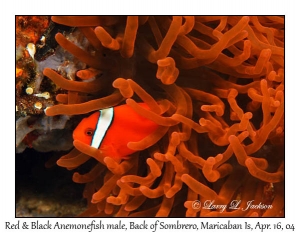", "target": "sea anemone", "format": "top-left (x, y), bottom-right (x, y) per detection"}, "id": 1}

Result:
top-left (21, 16), bottom-right (284, 217)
